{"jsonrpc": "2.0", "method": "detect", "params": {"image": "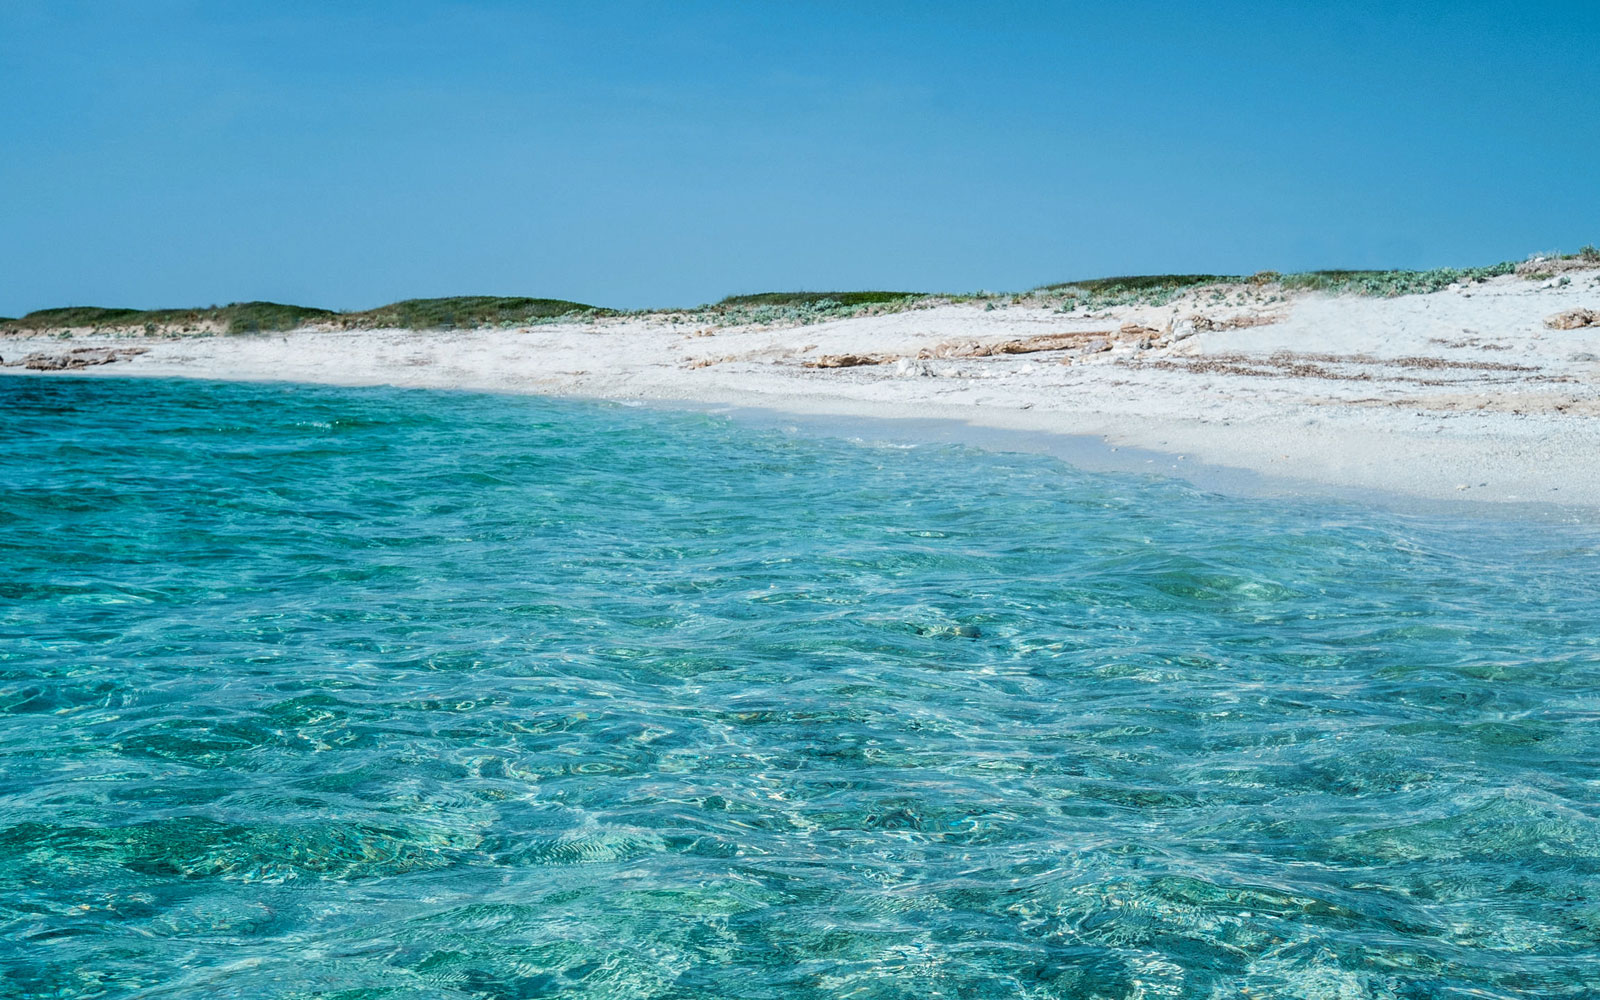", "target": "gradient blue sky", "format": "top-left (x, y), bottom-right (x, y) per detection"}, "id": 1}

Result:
top-left (2, 1), bottom-right (1596, 315)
